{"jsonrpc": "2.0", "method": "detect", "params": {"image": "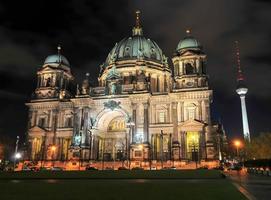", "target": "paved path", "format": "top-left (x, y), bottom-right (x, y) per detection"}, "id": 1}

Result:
top-left (227, 170), bottom-right (271, 200)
